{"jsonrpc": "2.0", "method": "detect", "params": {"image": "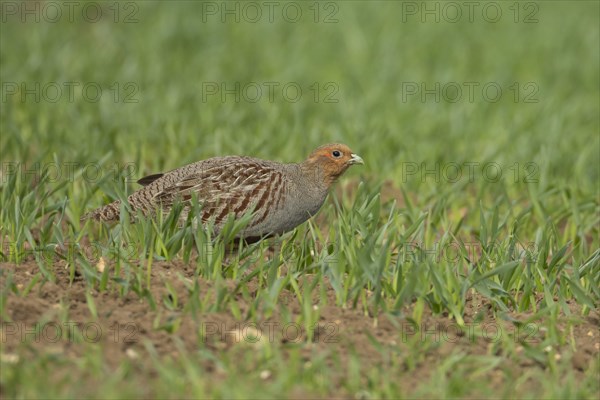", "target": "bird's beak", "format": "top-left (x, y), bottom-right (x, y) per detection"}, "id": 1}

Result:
top-left (348, 153), bottom-right (364, 165)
